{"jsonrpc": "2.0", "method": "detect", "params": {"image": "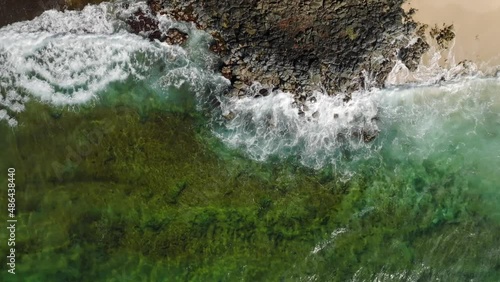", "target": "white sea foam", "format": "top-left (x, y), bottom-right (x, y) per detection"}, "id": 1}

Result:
top-left (310, 228), bottom-right (348, 255)
top-left (214, 86), bottom-right (381, 170)
top-left (214, 75), bottom-right (500, 174)
top-left (210, 34), bottom-right (499, 171)
top-left (0, 1), bottom-right (223, 126)
top-left (212, 34), bottom-right (500, 172)
top-left (386, 41), bottom-right (484, 87)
